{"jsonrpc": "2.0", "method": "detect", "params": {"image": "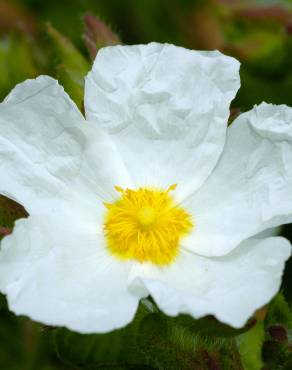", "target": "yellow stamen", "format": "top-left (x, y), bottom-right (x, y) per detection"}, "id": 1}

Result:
top-left (104, 185), bottom-right (193, 265)
top-left (138, 206), bottom-right (156, 228)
